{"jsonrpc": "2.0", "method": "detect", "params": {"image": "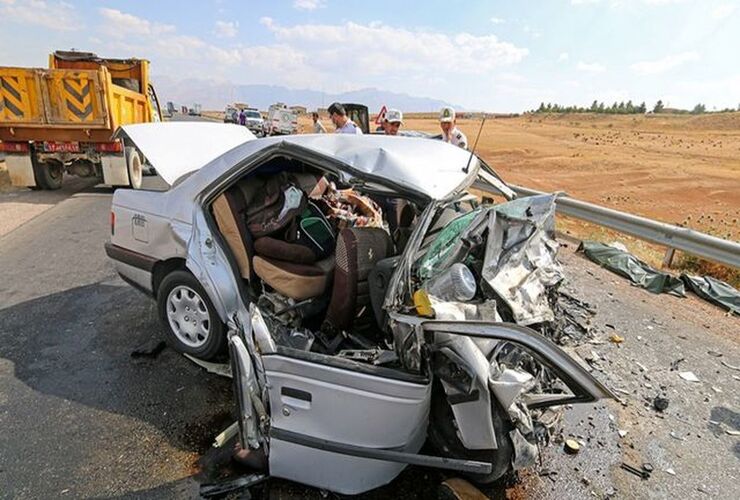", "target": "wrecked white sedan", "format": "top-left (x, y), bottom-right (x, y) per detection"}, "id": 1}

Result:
top-left (105, 122), bottom-right (613, 494)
